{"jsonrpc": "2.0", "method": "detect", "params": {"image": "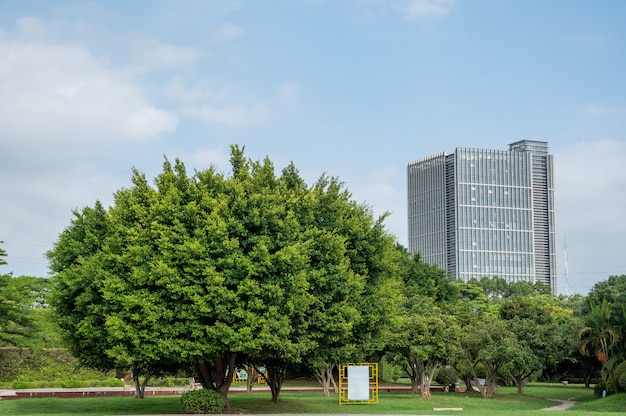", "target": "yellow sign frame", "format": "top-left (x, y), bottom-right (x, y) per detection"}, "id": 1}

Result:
top-left (338, 363), bottom-right (379, 405)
